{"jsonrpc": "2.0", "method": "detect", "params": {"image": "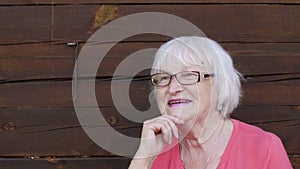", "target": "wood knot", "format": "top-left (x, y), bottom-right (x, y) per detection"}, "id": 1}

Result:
top-left (3, 121), bottom-right (16, 131)
top-left (46, 157), bottom-right (63, 169)
top-left (107, 115), bottom-right (118, 125)
top-left (46, 157), bottom-right (60, 165)
top-left (92, 5), bottom-right (118, 30)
